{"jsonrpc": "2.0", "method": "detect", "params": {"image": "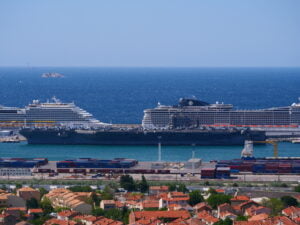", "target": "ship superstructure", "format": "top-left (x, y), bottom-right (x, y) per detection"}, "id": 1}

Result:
top-left (0, 106), bottom-right (25, 128)
top-left (142, 98), bottom-right (300, 130)
top-left (0, 97), bottom-right (105, 128)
